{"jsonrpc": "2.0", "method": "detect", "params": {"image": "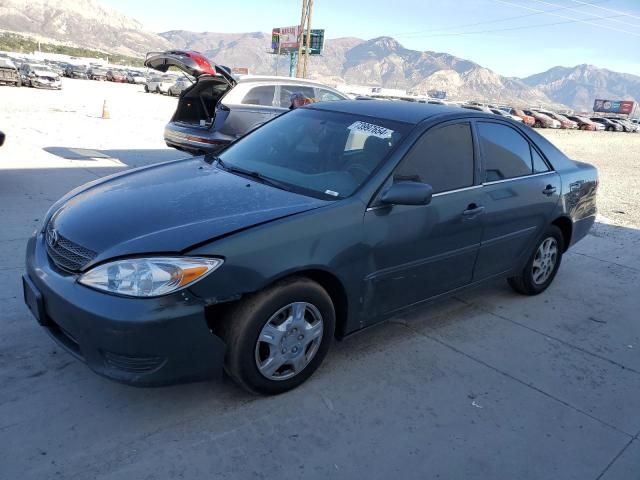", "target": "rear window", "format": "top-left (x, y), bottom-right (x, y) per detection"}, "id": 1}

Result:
top-left (242, 85), bottom-right (276, 106)
top-left (278, 85), bottom-right (316, 107)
